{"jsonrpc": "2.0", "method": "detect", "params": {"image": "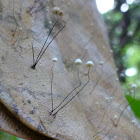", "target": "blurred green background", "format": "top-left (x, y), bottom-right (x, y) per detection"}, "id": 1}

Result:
top-left (103, 0), bottom-right (140, 120)
top-left (0, 131), bottom-right (24, 140)
top-left (0, 0), bottom-right (140, 139)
